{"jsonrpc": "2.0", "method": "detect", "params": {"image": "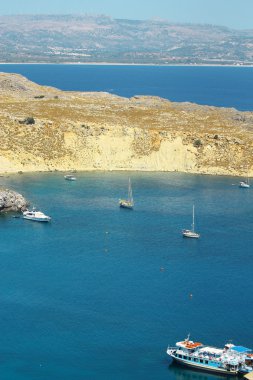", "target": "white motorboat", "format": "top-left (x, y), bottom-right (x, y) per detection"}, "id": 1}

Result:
top-left (182, 205), bottom-right (200, 238)
top-left (23, 208), bottom-right (51, 222)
